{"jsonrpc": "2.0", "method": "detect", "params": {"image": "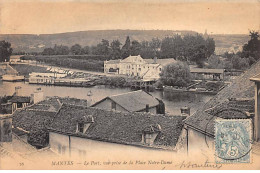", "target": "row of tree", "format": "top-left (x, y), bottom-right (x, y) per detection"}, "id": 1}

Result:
top-left (42, 34), bottom-right (215, 67)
